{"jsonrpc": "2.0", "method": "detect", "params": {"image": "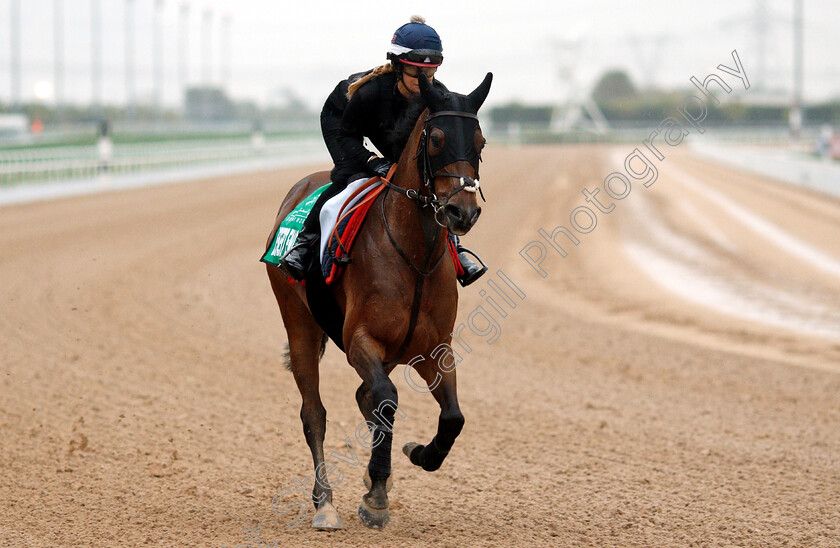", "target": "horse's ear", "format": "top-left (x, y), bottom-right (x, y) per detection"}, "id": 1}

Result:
top-left (467, 72), bottom-right (493, 112)
top-left (418, 74), bottom-right (439, 109)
